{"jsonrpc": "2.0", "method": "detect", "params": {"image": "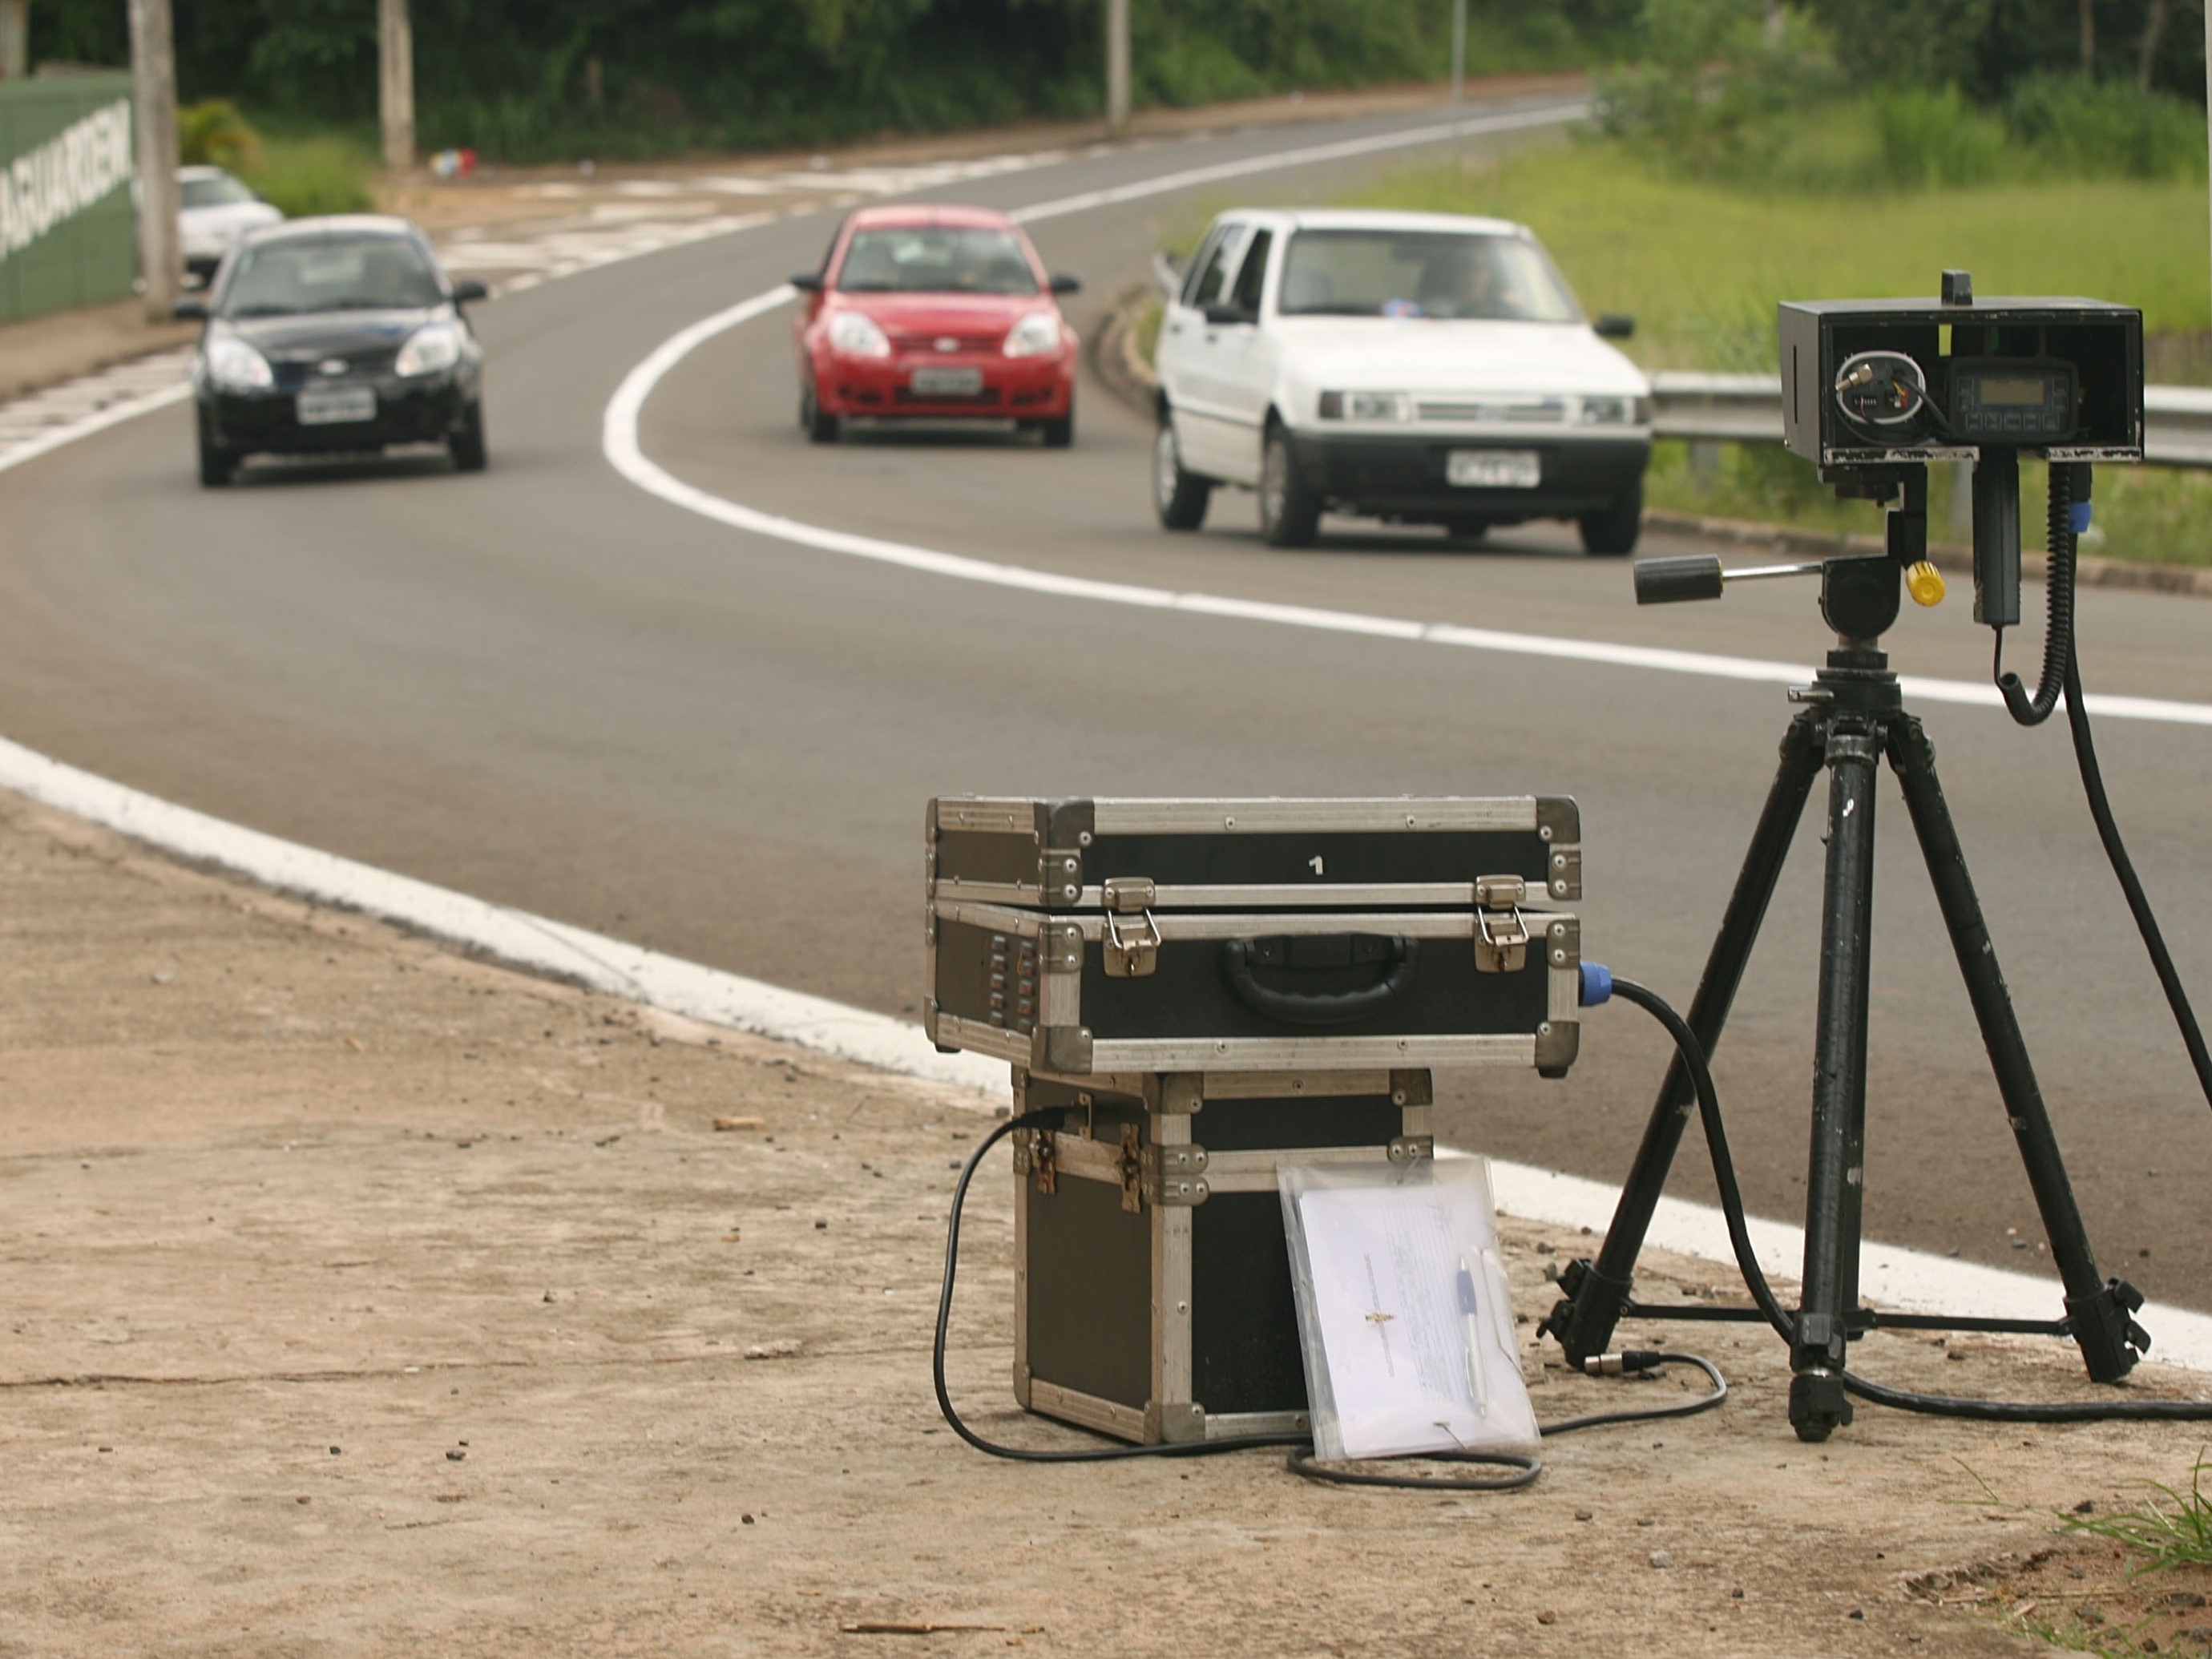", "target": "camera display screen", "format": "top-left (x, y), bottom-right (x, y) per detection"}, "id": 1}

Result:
top-left (1976, 376), bottom-right (2049, 408)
